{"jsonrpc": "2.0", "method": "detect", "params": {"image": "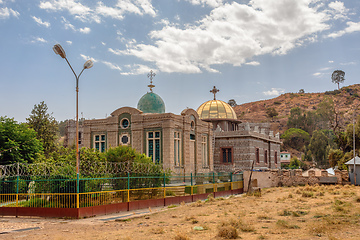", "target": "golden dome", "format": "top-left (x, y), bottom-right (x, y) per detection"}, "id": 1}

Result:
top-left (197, 100), bottom-right (237, 120)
